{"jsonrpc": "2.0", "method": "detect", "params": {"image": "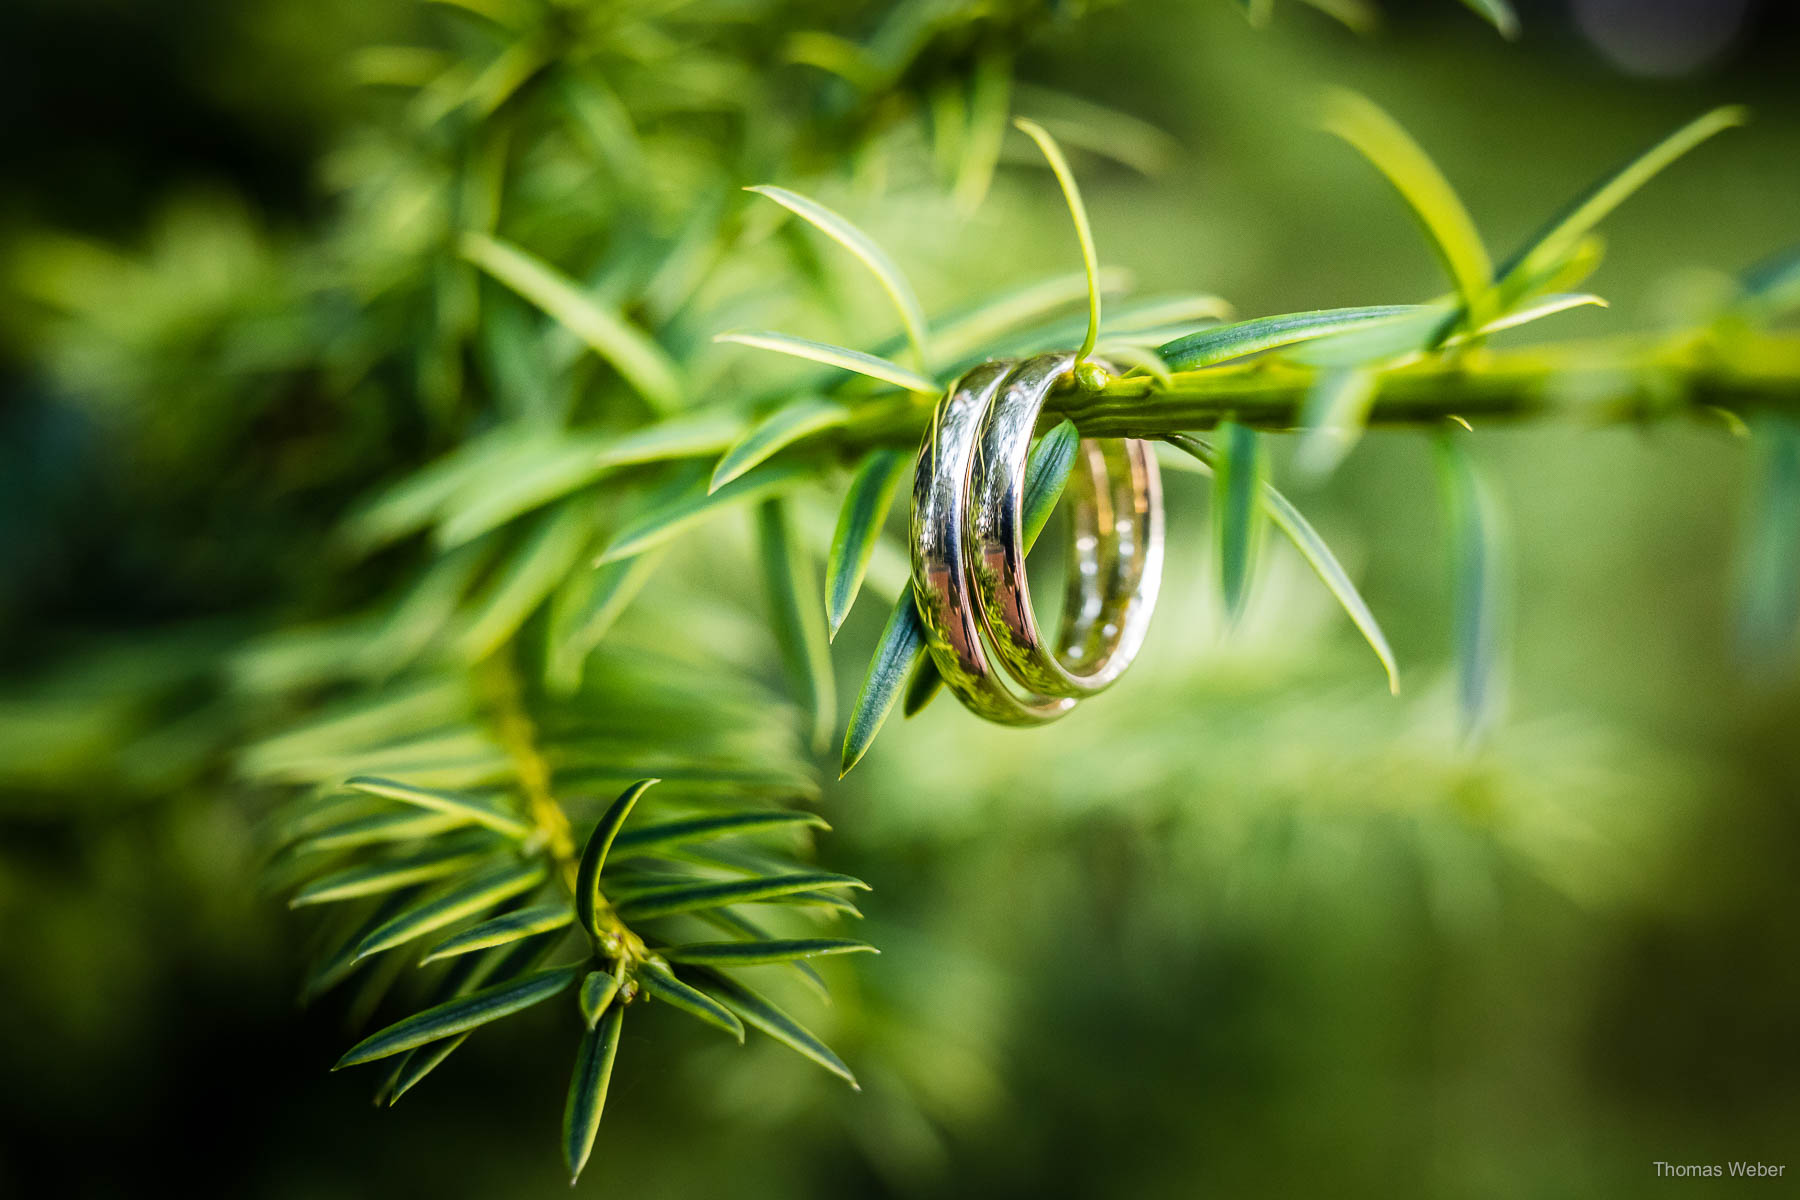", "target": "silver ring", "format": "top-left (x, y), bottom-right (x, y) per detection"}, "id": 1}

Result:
top-left (911, 361), bottom-right (1074, 725)
top-left (966, 354), bottom-right (1164, 697)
